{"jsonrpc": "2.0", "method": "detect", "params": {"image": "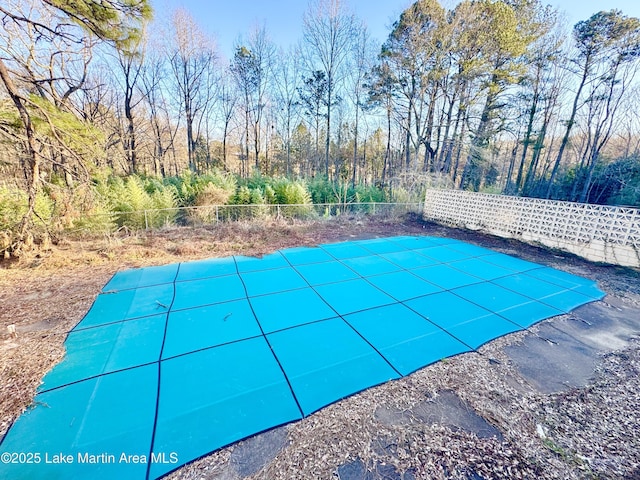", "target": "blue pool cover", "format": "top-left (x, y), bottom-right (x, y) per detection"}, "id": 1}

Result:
top-left (0, 236), bottom-right (605, 479)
